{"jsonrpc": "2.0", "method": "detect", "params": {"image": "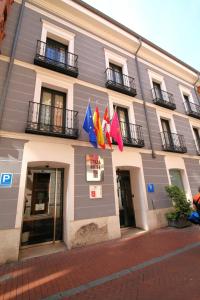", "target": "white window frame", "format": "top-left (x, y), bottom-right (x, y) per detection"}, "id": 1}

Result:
top-left (148, 70), bottom-right (169, 101)
top-left (108, 94), bottom-right (138, 140)
top-left (192, 127), bottom-right (200, 152)
top-left (109, 95), bottom-right (135, 125)
top-left (156, 110), bottom-right (177, 146)
top-left (104, 49), bottom-right (130, 87)
top-left (32, 72), bottom-right (74, 128)
top-left (164, 156), bottom-right (192, 201)
top-left (179, 85), bottom-right (195, 112)
top-left (189, 118), bottom-right (200, 153)
top-left (41, 20), bottom-right (75, 54)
